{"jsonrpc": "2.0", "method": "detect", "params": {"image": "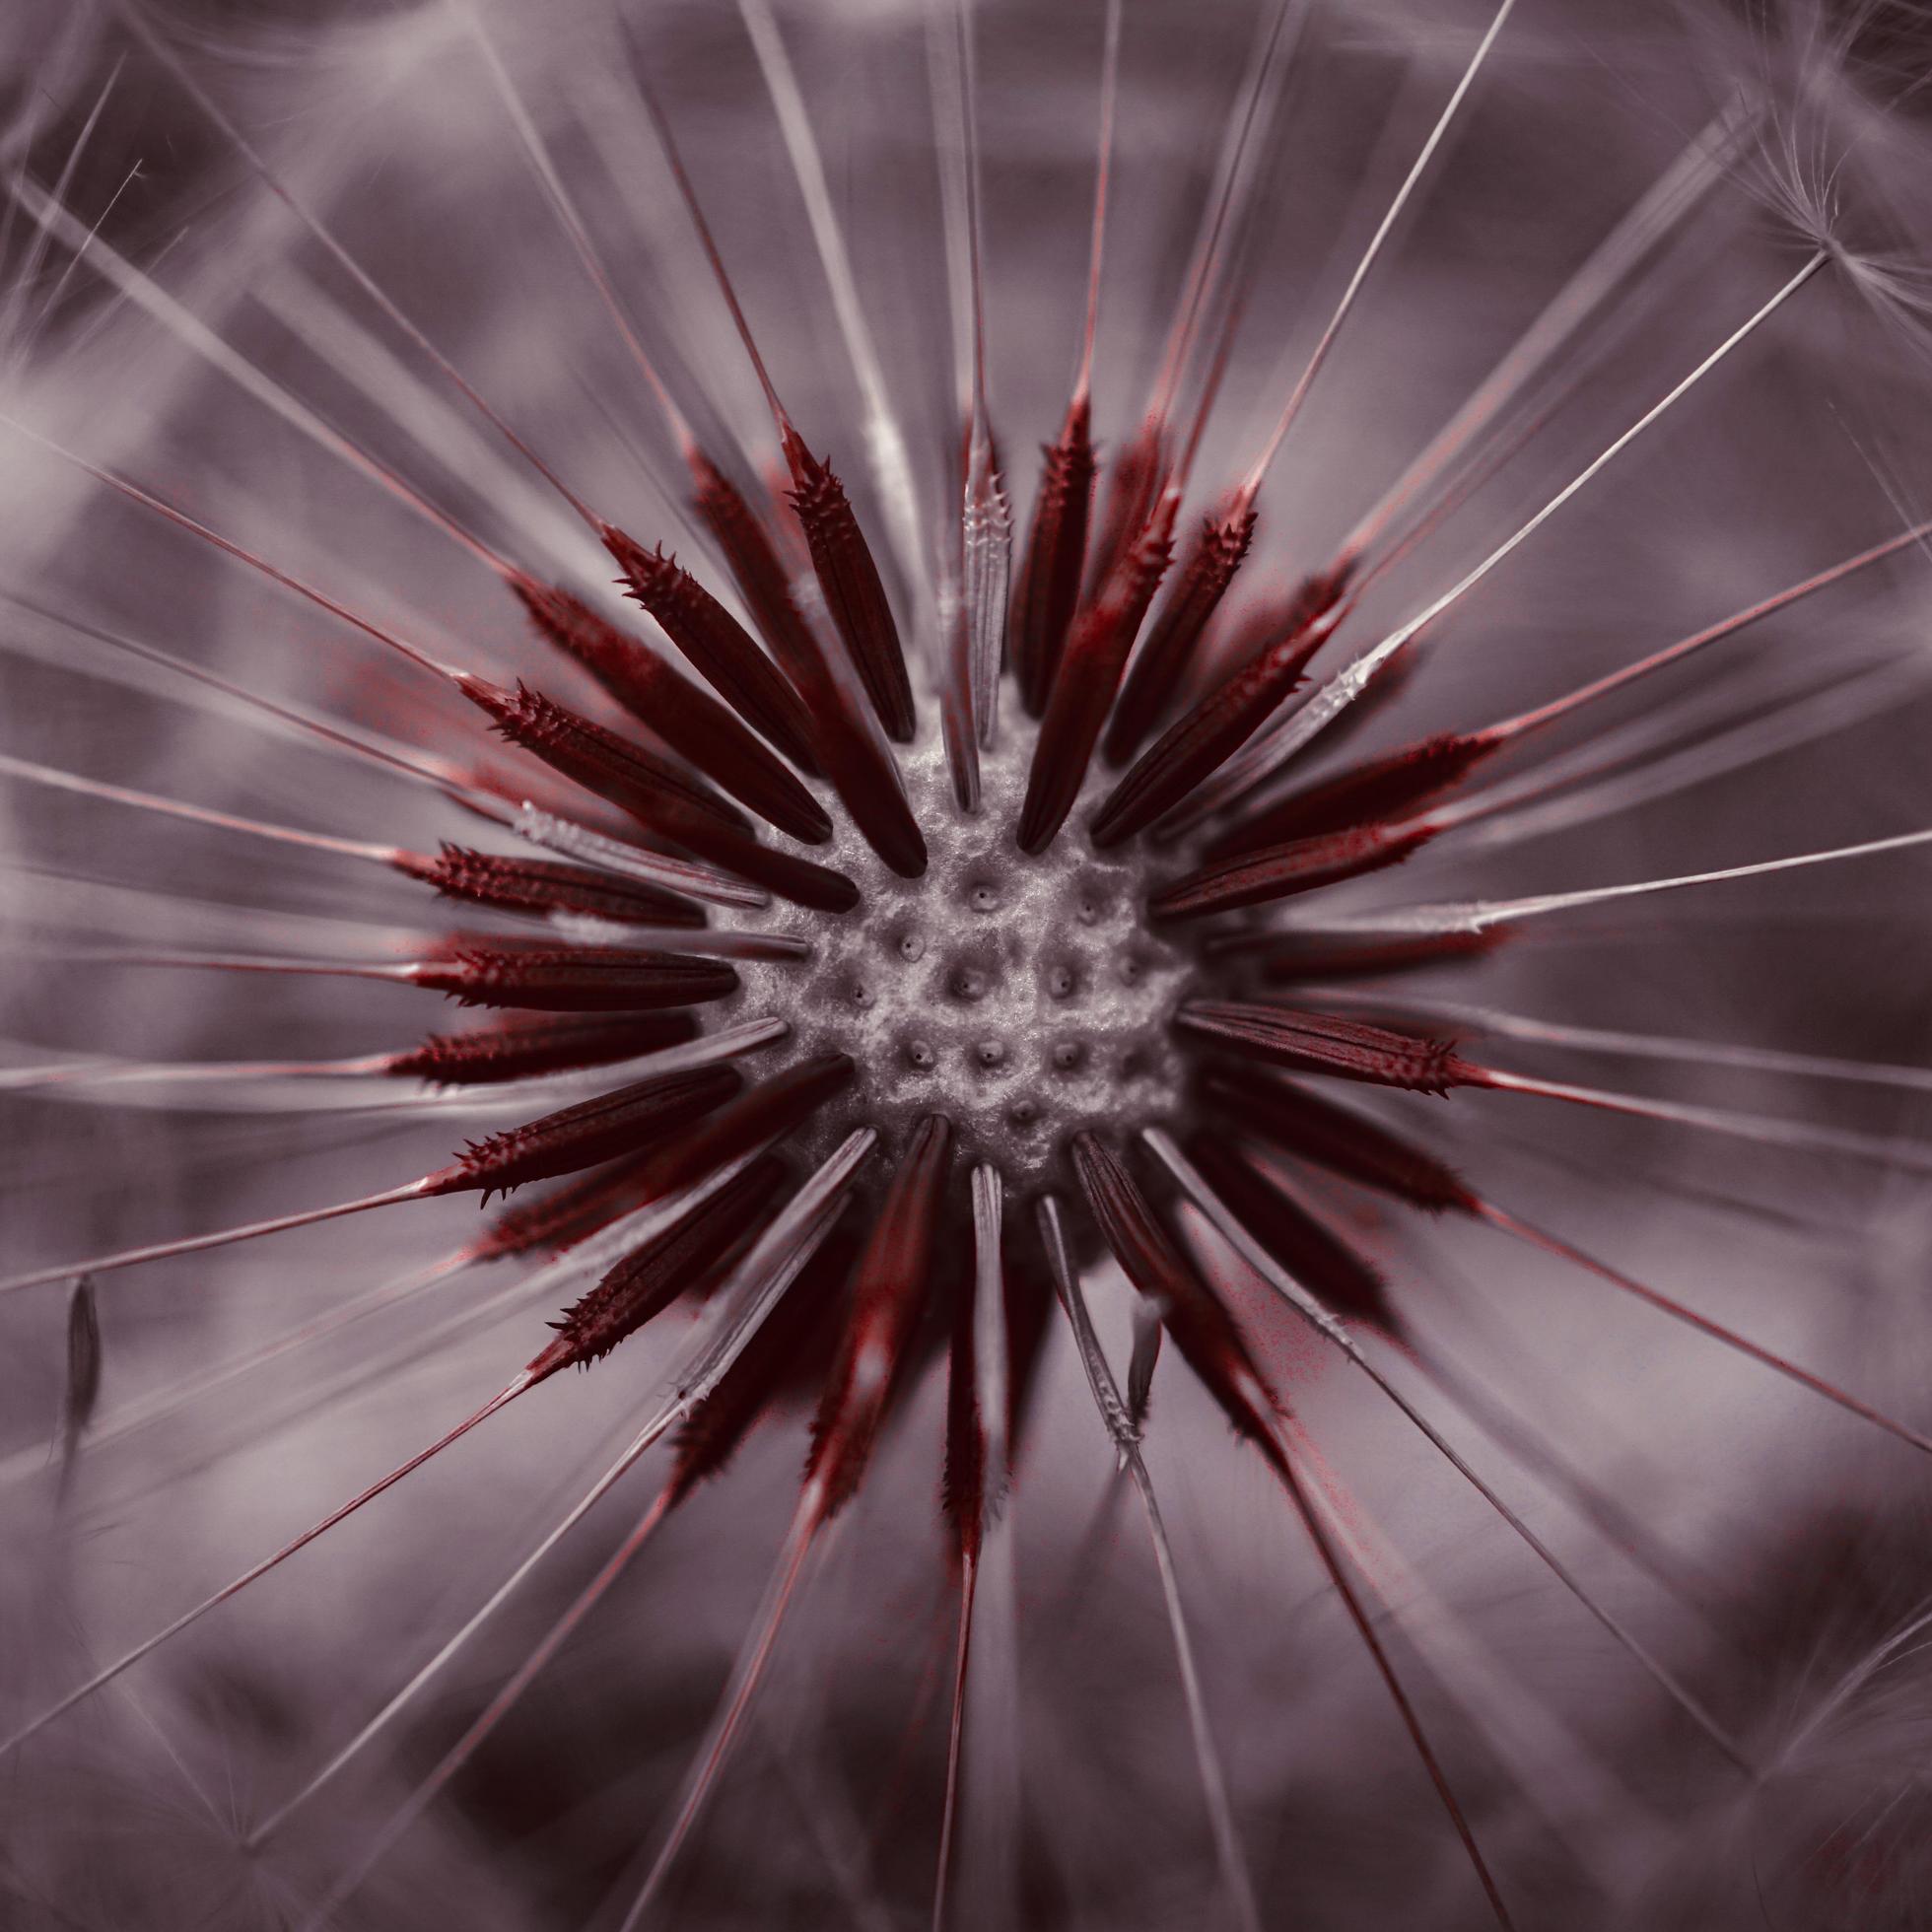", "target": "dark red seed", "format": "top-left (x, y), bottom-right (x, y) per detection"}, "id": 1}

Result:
top-left (1276, 621), bottom-right (1414, 771)
top-left (1070, 1132), bottom-right (1282, 1463)
top-left (428, 1064), bottom-right (742, 1202)
top-left (1102, 504), bottom-right (1257, 768)
top-left (1171, 568), bottom-right (1345, 717)
top-left (525, 1156), bottom-right (787, 1380)
top-left (669, 1220), bottom-right (856, 1505)
top-left (940, 672), bottom-right (980, 817)
top-left (1082, 418), bottom-right (1166, 605)
top-left (459, 676), bottom-right (859, 912)
top-left (1090, 597), bottom-right (1343, 849)
top-left (1198, 1070), bottom-right (1480, 1215)
top-left (782, 426), bottom-right (916, 743)
top-left (749, 647), bottom-right (928, 877)
top-left (479, 1150), bottom-right (679, 1261)
top-left (589, 532), bottom-right (823, 779)
top-left (1150, 562), bottom-right (1369, 838)
top-left (808, 1114), bottom-right (954, 1517)
top-left (386, 1011), bottom-right (698, 1086)
top-left (1017, 506), bottom-right (1175, 856)
top-left (1178, 1000), bottom-right (1473, 1095)
top-left (941, 1202), bottom-right (1018, 1557)
top-left (760, 457), bottom-right (816, 578)
top-left (627, 1053), bottom-right (858, 1206)
top-left (457, 758), bottom-right (643, 848)
top-left (689, 453), bottom-right (926, 878)
top-left (393, 844), bottom-right (704, 929)
top-left (805, 700), bottom-right (928, 881)
top-left (413, 944), bottom-right (739, 1013)
top-left (457, 675), bottom-right (745, 836)
top-left (1010, 393), bottom-right (1097, 718)
top-left (684, 827), bottom-right (859, 914)
top-left (1277, 560), bottom-right (1353, 641)
top-left (687, 449), bottom-right (826, 697)
top-left (1183, 1137), bottom-right (1399, 1334)
top-left (751, 846), bottom-right (862, 914)
top-left (1254, 928), bottom-right (1506, 984)
top-left (1149, 821), bottom-right (1433, 922)
top-left (512, 575), bottom-right (832, 844)
top-left (942, 1276), bottom-right (986, 1558)
top-left (1208, 731), bottom-right (1497, 861)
